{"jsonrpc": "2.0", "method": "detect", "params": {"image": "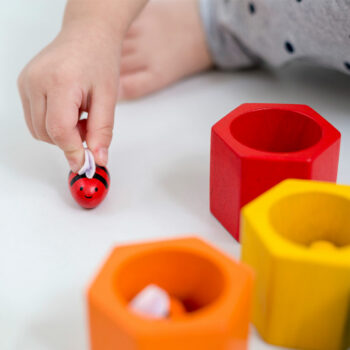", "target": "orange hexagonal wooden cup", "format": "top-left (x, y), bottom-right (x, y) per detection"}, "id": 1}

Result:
top-left (87, 237), bottom-right (254, 350)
